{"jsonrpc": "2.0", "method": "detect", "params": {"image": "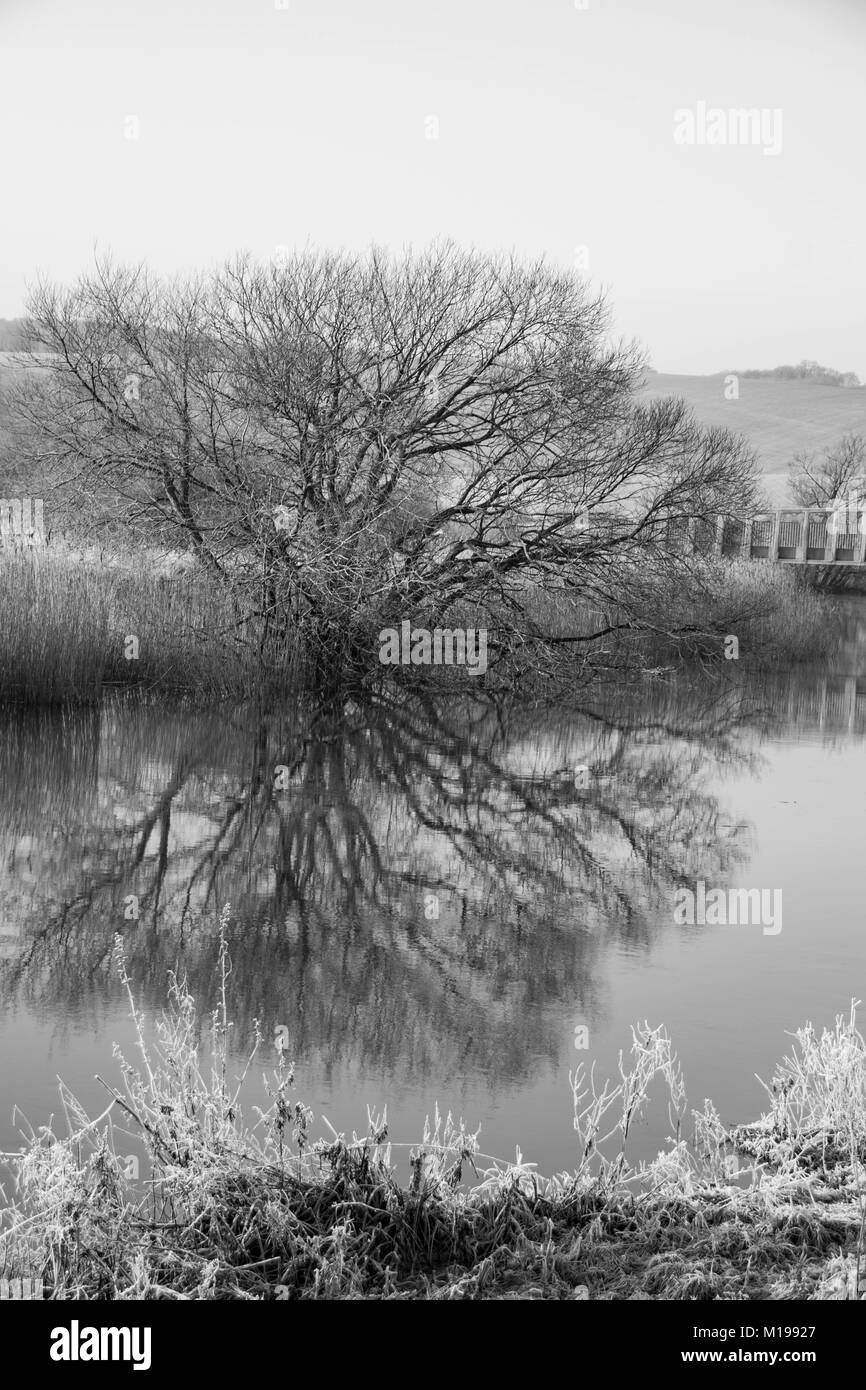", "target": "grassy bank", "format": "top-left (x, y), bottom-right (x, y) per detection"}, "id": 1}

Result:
top-left (1, 922), bottom-right (863, 1300)
top-left (0, 544), bottom-right (840, 704)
